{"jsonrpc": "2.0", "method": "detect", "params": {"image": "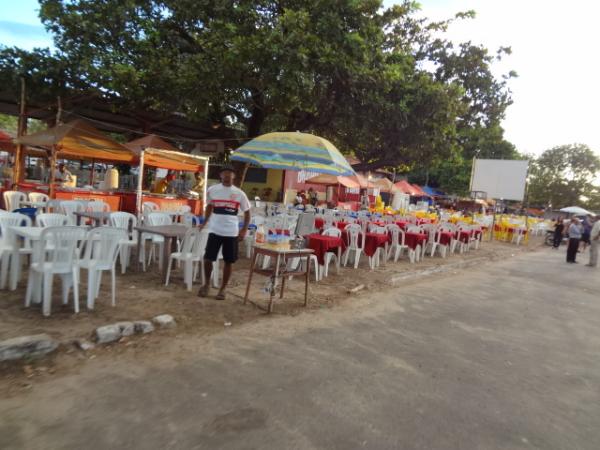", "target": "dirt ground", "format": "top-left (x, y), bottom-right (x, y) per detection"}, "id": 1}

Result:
top-left (0, 236), bottom-right (545, 396)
